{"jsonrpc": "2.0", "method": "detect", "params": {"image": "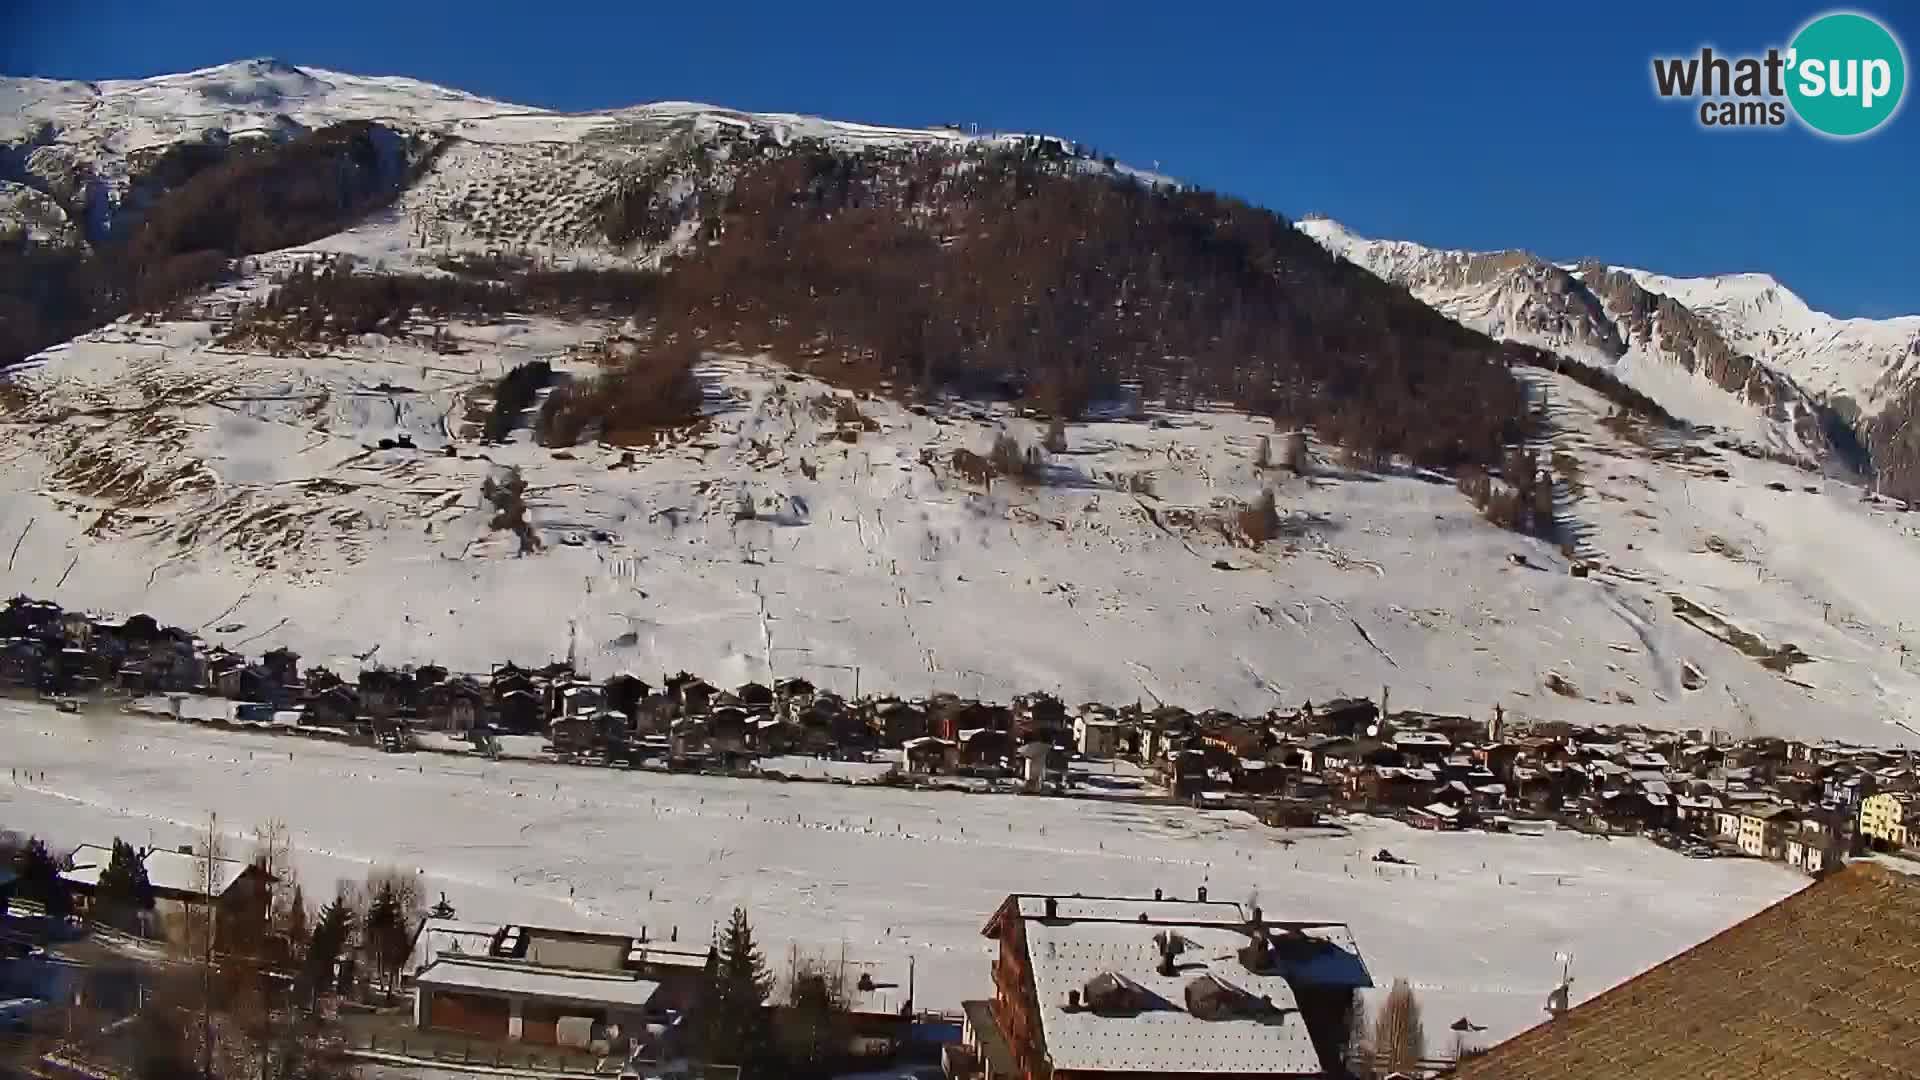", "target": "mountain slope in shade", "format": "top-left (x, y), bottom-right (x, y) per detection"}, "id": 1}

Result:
top-left (1296, 216), bottom-right (1837, 460)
